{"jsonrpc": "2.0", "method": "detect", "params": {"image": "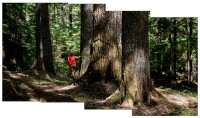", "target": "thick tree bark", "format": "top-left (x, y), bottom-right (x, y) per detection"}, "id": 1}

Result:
top-left (80, 4), bottom-right (122, 96)
top-left (79, 4), bottom-right (93, 77)
top-left (91, 4), bottom-right (122, 83)
top-left (80, 5), bottom-right (160, 106)
top-left (91, 4), bottom-right (106, 76)
top-left (122, 11), bottom-right (151, 106)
